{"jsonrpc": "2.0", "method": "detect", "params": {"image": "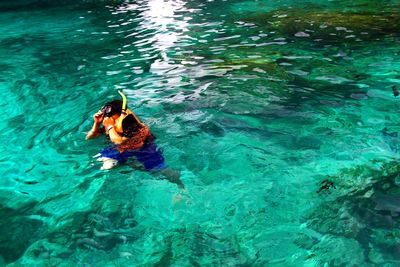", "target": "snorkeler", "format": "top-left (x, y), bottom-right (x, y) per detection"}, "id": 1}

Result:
top-left (86, 91), bottom-right (184, 189)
